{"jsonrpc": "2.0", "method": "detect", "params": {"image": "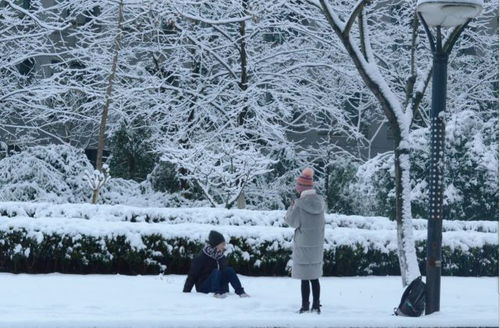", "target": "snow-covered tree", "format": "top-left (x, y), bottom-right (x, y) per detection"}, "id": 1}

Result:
top-left (298, 0), bottom-right (497, 285)
top-left (136, 0), bottom-right (356, 207)
top-left (85, 164), bottom-right (111, 204)
top-left (0, 0), bottom-right (75, 146)
top-left (37, 0), bottom-right (167, 201)
top-left (1, 0), bottom-right (495, 232)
